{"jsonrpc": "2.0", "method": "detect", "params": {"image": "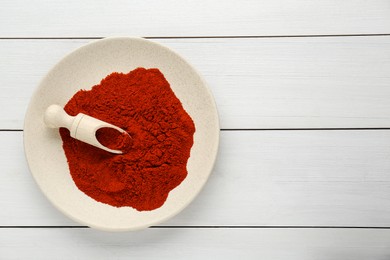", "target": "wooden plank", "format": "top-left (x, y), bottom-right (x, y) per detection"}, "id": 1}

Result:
top-left (1, 0), bottom-right (389, 37)
top-left (3, 130), bottom-right (390, 226)
top-left (2, 37), bottom-right (390, 129)
top-left (1, 228), bottom-right (390, 259)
